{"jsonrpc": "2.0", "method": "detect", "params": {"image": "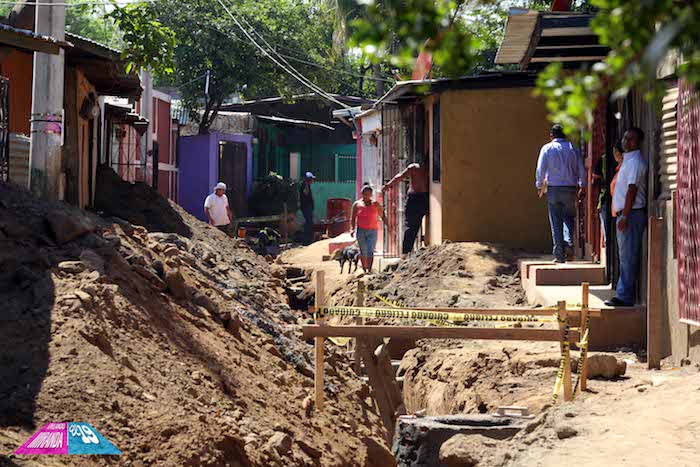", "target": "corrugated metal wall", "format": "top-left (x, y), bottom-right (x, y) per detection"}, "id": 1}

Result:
top-left (677, 80), bottom-right (700, 325)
